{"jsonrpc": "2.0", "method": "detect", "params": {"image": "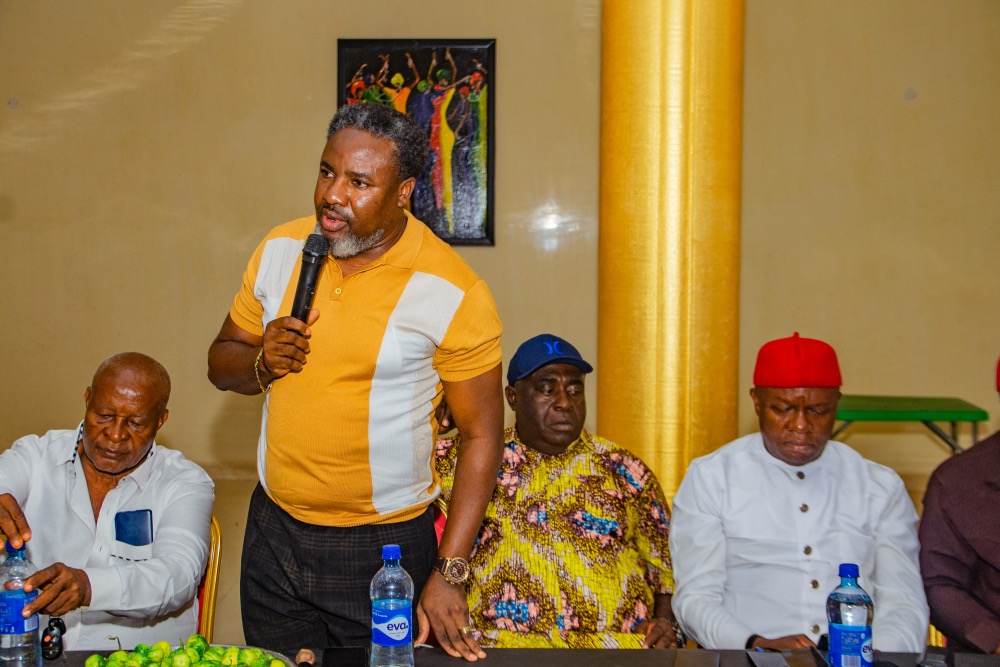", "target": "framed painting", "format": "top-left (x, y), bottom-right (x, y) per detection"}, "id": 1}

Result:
top-left (337, 38), bottom-right (496, 246)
